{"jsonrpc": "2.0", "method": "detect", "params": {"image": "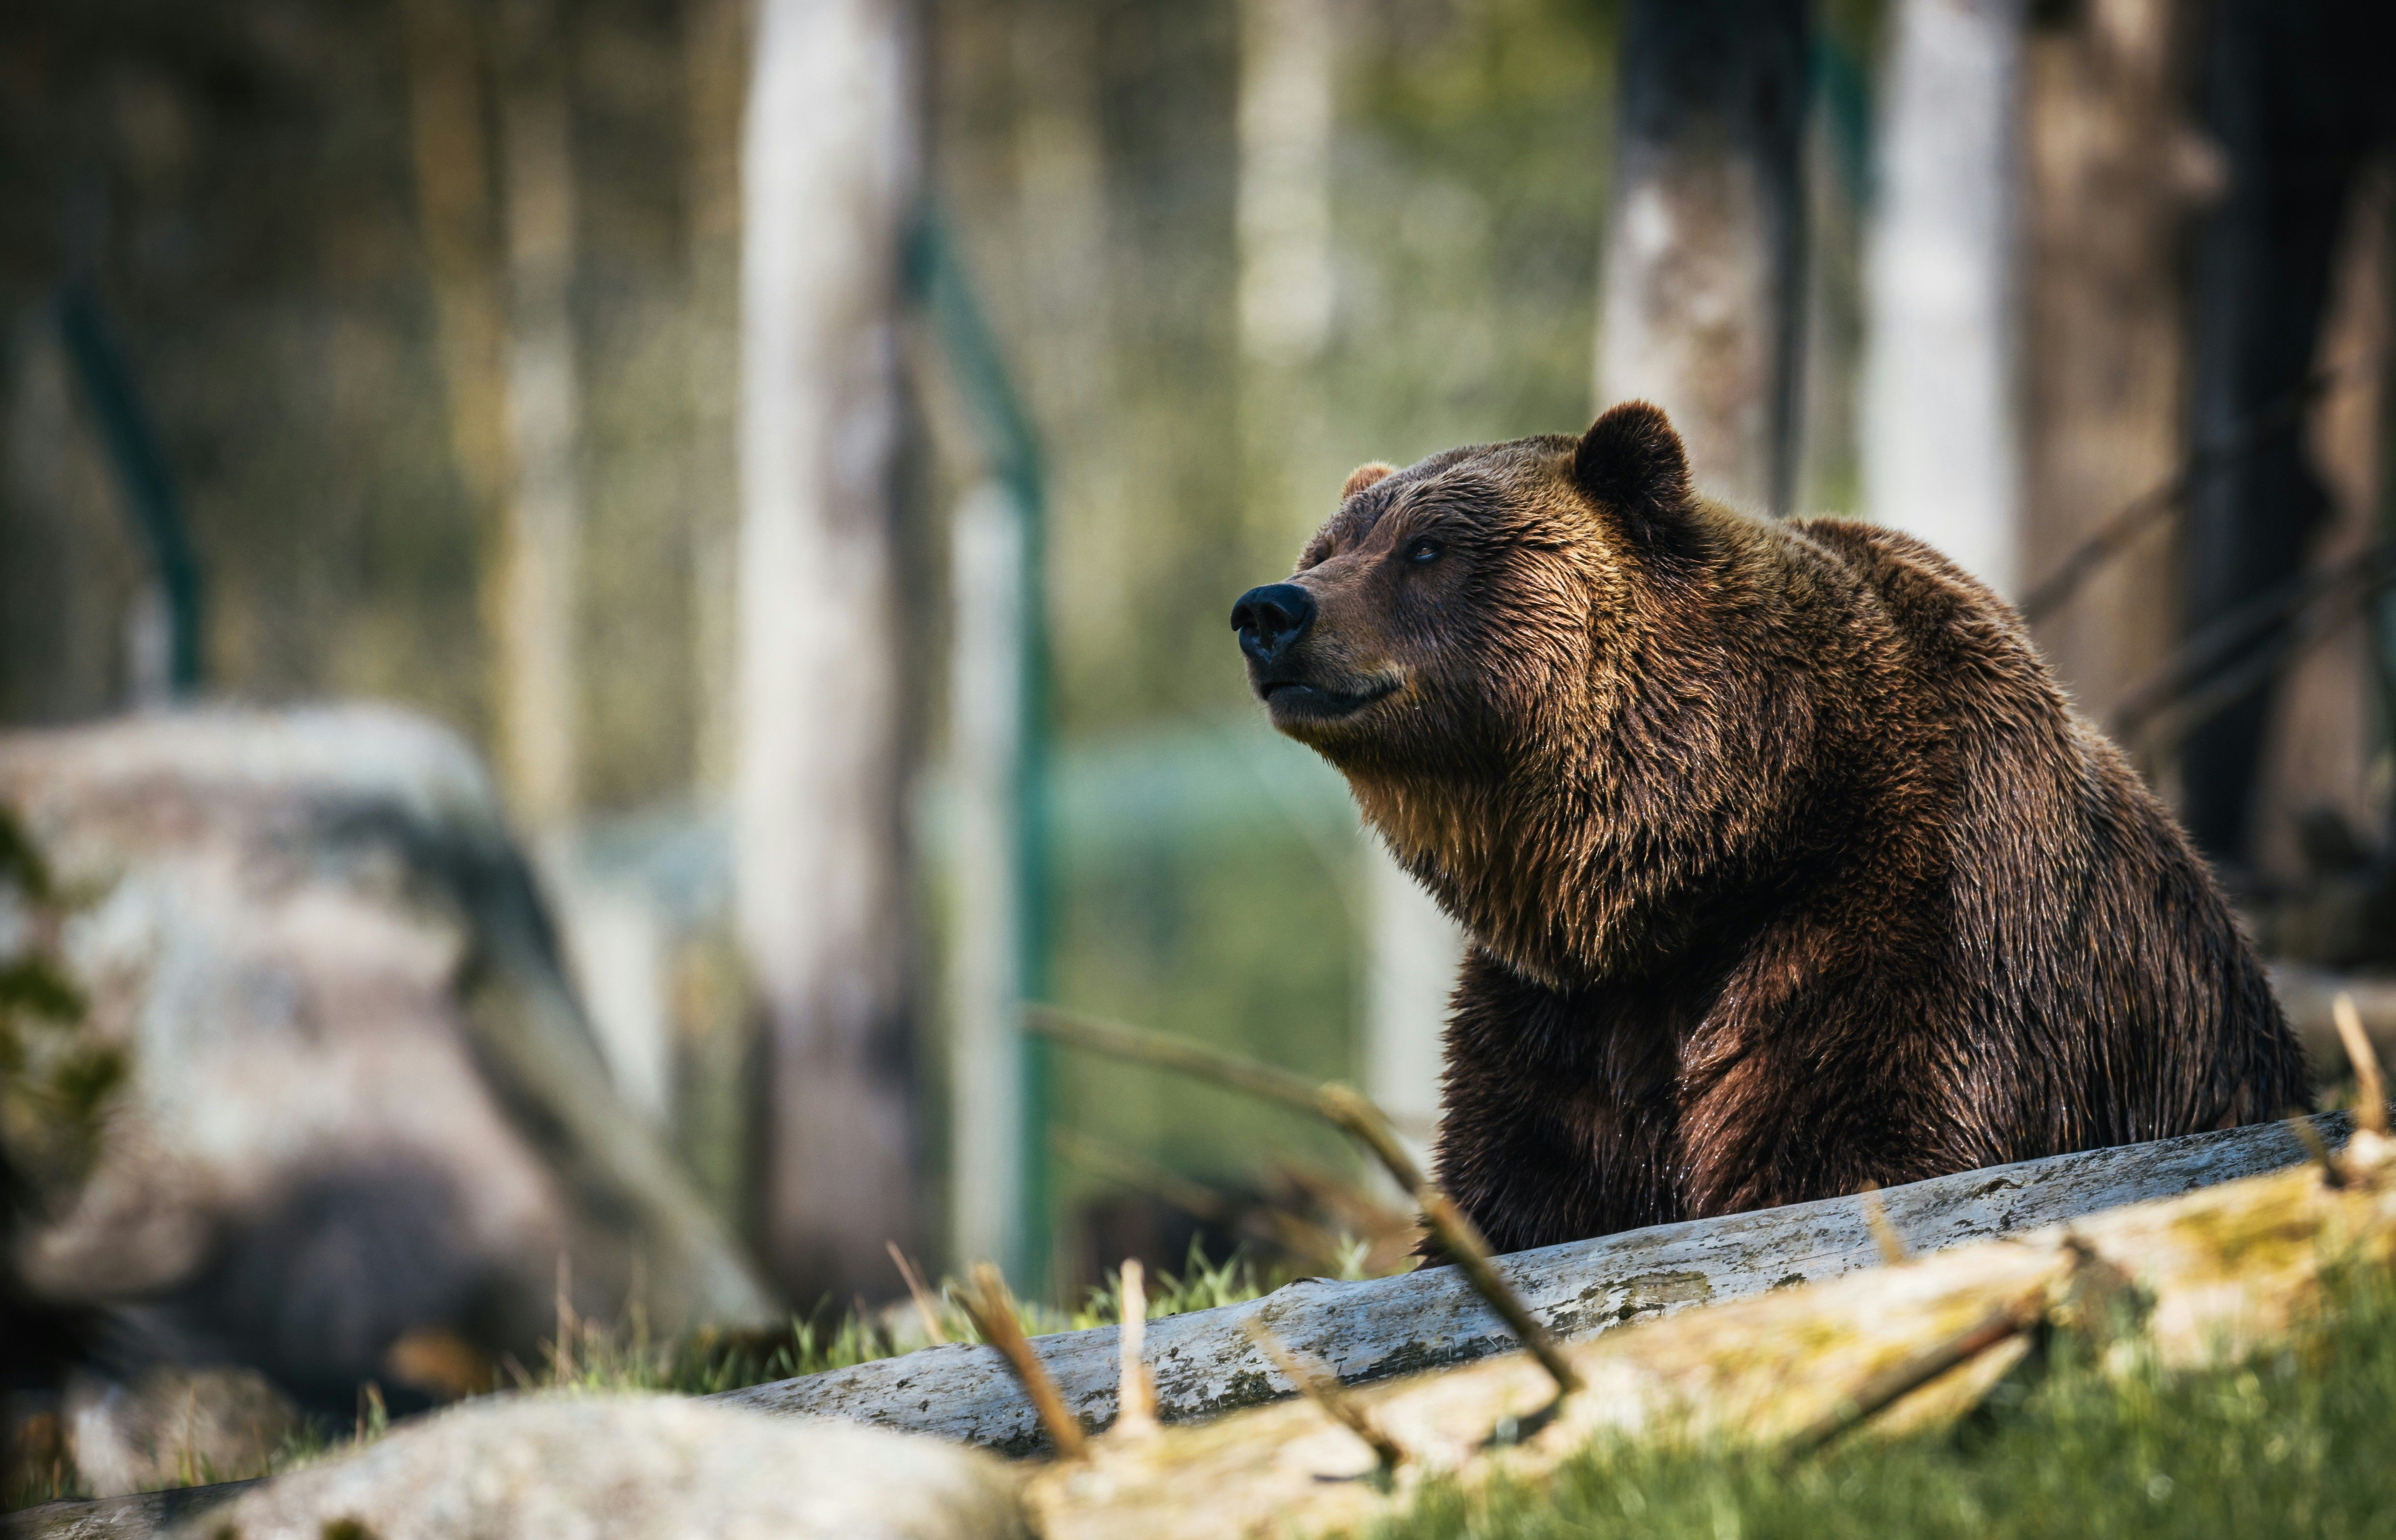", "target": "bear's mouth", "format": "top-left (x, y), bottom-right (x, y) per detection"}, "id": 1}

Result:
top-left (1260, 676), bottom-right (1400, 723)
